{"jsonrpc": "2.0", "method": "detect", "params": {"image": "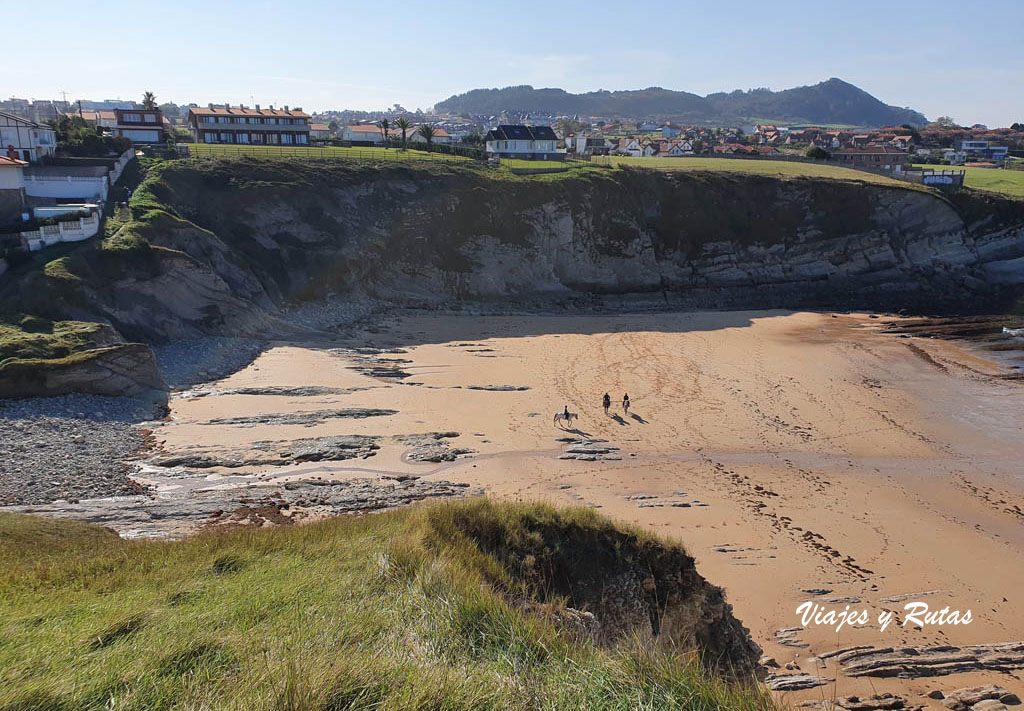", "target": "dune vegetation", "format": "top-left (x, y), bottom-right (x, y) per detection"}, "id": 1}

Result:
top-left (0, 499), bottom-right (771, 711)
